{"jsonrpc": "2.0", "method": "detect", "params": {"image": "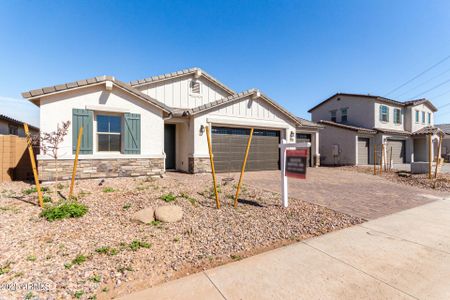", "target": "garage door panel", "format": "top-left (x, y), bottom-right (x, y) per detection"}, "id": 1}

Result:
top-left (387, 139), bottom-right (405, 164)
top-left (212, 126), bottom-right (280, 172)
top-left (358, 138), bottom-right (369, 165)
